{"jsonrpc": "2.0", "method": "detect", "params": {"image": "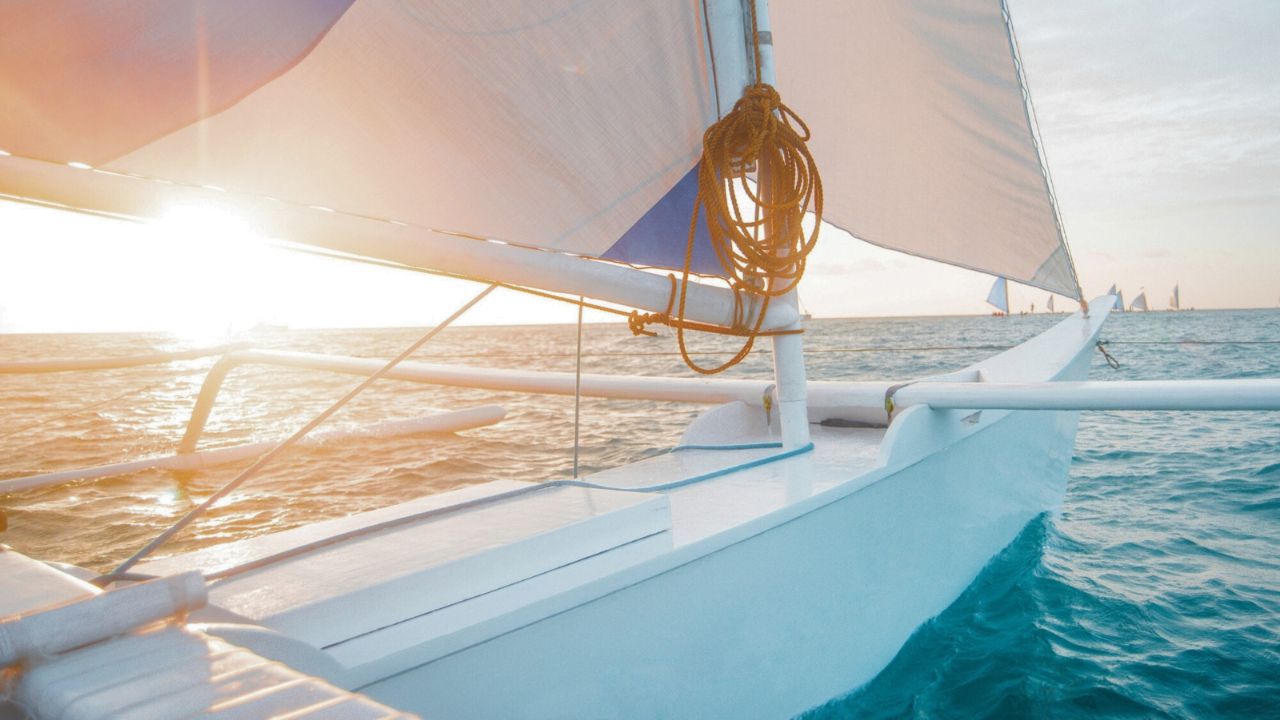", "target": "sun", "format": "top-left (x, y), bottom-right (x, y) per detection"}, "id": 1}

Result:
top-left (143, 204), bottom-right (280, 343)
top-left (0, 197), bottom-right (595, 336)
